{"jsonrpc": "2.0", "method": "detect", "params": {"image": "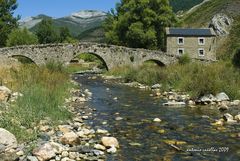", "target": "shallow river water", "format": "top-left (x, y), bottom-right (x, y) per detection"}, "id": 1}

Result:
top-left (75, 74), bottom-right (240, 161)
